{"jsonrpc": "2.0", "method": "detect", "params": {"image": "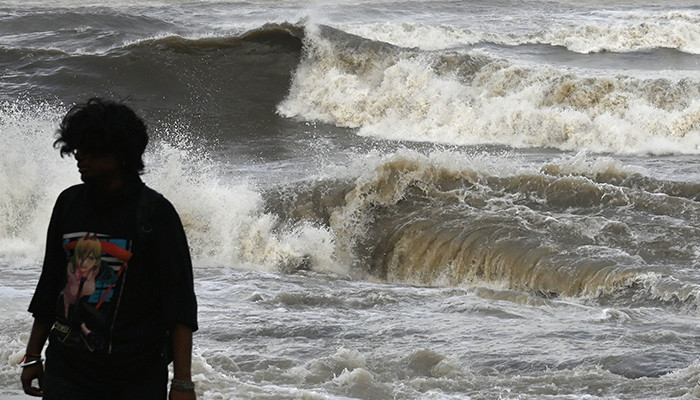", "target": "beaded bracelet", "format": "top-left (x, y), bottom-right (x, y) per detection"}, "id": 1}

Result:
top-left (171, 378), bottom-right (195, 392)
